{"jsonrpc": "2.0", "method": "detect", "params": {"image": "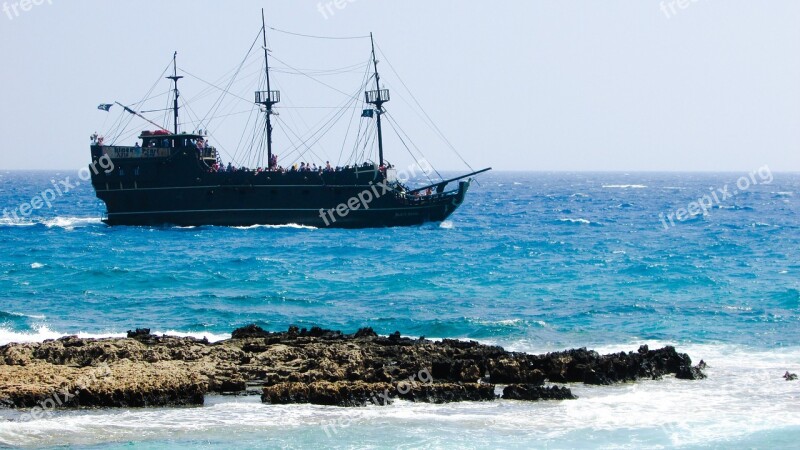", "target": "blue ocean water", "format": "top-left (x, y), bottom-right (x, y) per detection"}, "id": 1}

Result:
top-left (0, 170), bottom-right (798, 449)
